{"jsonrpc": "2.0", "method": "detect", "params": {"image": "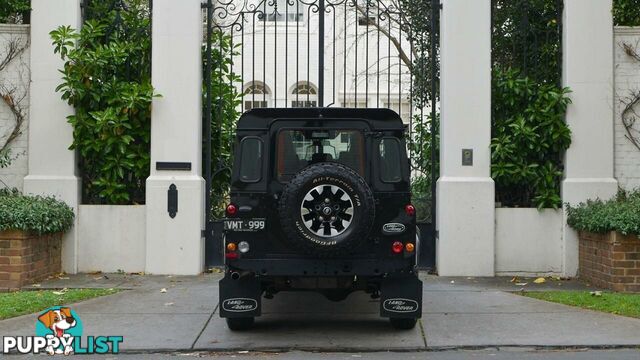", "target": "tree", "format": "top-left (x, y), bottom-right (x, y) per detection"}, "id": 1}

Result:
top-left (50, 0), bottom-right (154, 204)
top-left (203, 31), bottom-right (242, 217)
